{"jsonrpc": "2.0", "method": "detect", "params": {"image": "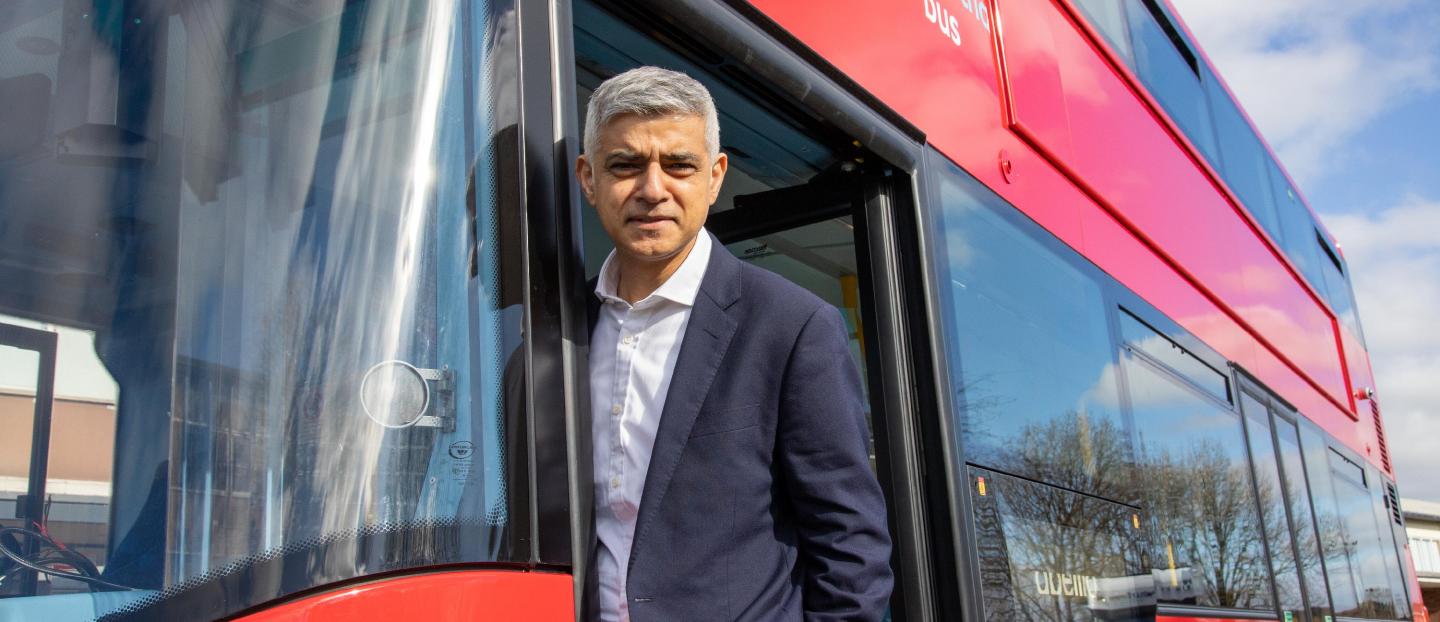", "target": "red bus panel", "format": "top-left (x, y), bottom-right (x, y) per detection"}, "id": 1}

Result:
top-left (234, 570), bottom-right (573, 622)
top-left (746, 0), bottom-right (1369, 464)
top-left (996, 0), bottom-right (1347, 409)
